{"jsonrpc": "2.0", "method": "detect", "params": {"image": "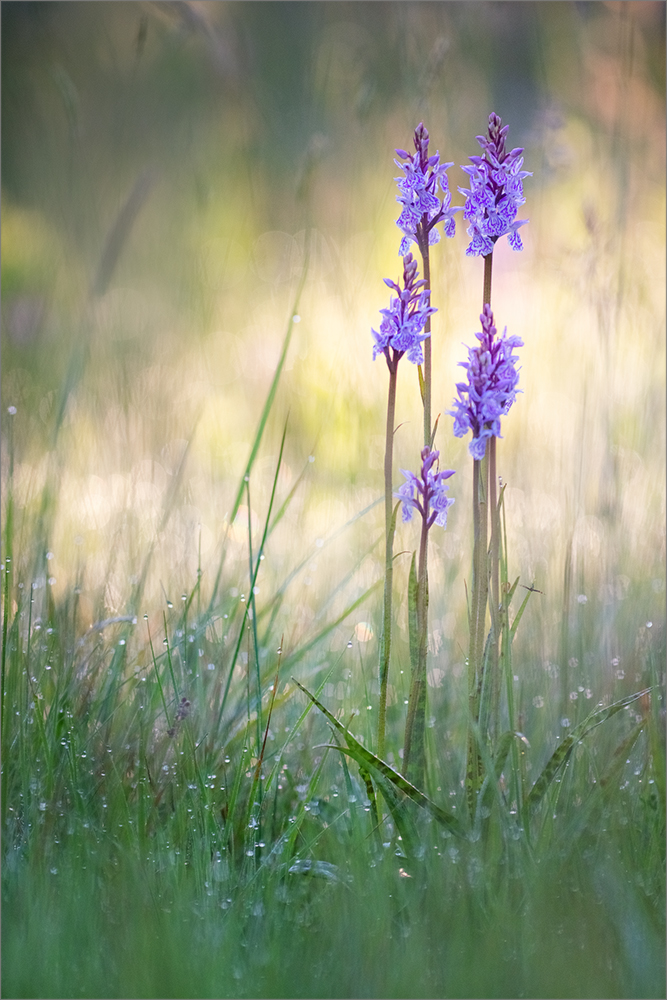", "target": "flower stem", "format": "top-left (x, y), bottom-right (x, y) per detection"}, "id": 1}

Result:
top-left (483, 252), bottom-right (501, 741)
top-left (422, 244), bottom-right (432, 448)
top-left (377, 362), bottom-right (398, 759)
top-left (466, 453), bottom-right (488, 815)
top-left (404, 228), bottom-right (432, 788)
top-left (403, 508), bottom-right (429, 787)
top-left (483, 252), bottom-right (493, 308)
